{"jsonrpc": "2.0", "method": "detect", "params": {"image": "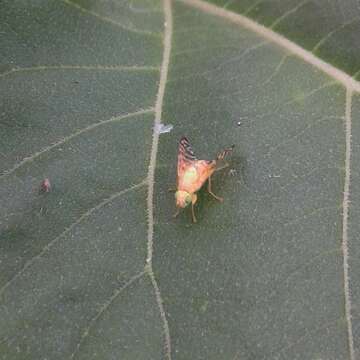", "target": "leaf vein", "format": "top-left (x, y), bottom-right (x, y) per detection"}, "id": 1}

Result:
top-left (342, 89), bottom-right (355, 359)
top-left (0, 180), bottom-right (147, 297)
top-left (0, 65), bottom-right (160, 79)
top-left (223, 0), bottom-right (235, 10)
top-left (70, 271), bottom-right (146, 359)
top-left (271, 318), bottom-right (342, 359)
top-left (179, 0), bottom-right (360, 92)
top-left (0, 108), bottom-right (154, 179)
top-left (264, 115), bottom-right (342, 157)
top-left (243, 0), bottom-right (263, 16)
top-left (169, 40), bottom-right (268, 83)
top-left (260, 53), bottom-right (289, 86)
top-left (312, 17), bottom-right (360, 53)
top-left (270, 0), bottom-right (310, 30)
top-left (146, 0), bottom-right (173, 358)
top-left (61, 0), bottom-right (161, 37)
